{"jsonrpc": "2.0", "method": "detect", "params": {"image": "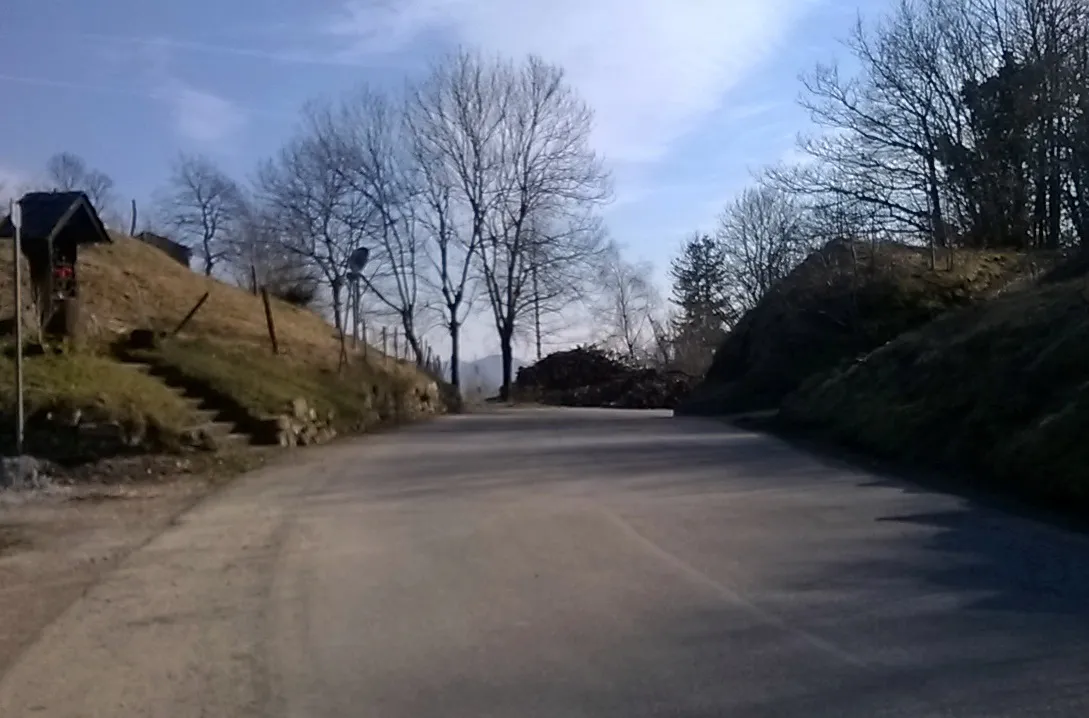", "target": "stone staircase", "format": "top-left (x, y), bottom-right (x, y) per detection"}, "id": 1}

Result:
top-left (116, 357), bottom-right (257, 449)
